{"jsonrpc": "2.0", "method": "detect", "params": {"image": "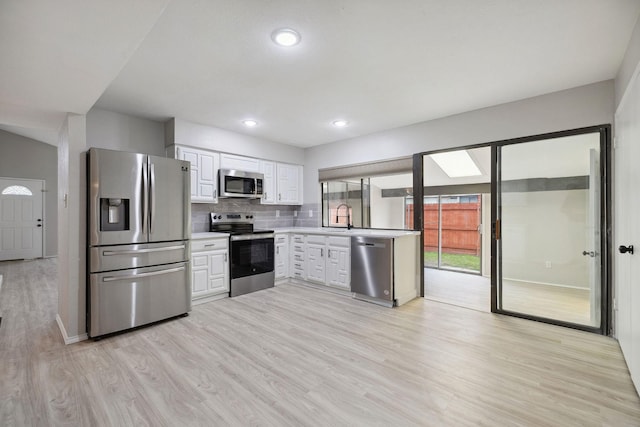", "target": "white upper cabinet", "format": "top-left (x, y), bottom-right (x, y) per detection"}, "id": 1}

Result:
top-left (220, 153), bottom-right (261, 173)
top-left (260, 160), bottom-right (276, 204)
top-left (172, 145), bottom-right (219, 203)
top-left (277, 163), bottom-right (303, 205)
